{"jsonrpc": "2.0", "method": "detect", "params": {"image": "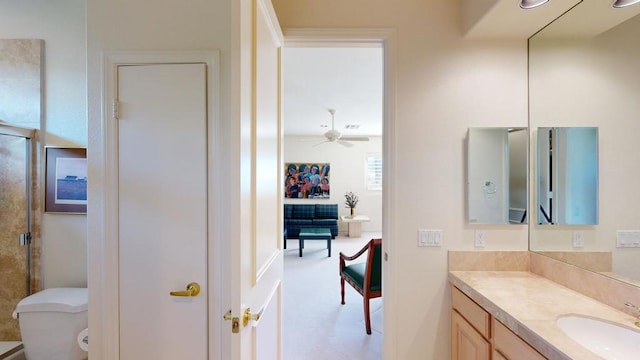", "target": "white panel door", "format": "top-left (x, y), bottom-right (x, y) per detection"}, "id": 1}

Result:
top-left (230, 0), bottom-right (283, 358)
top-left (117, 63), bottom-right (208, 359)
